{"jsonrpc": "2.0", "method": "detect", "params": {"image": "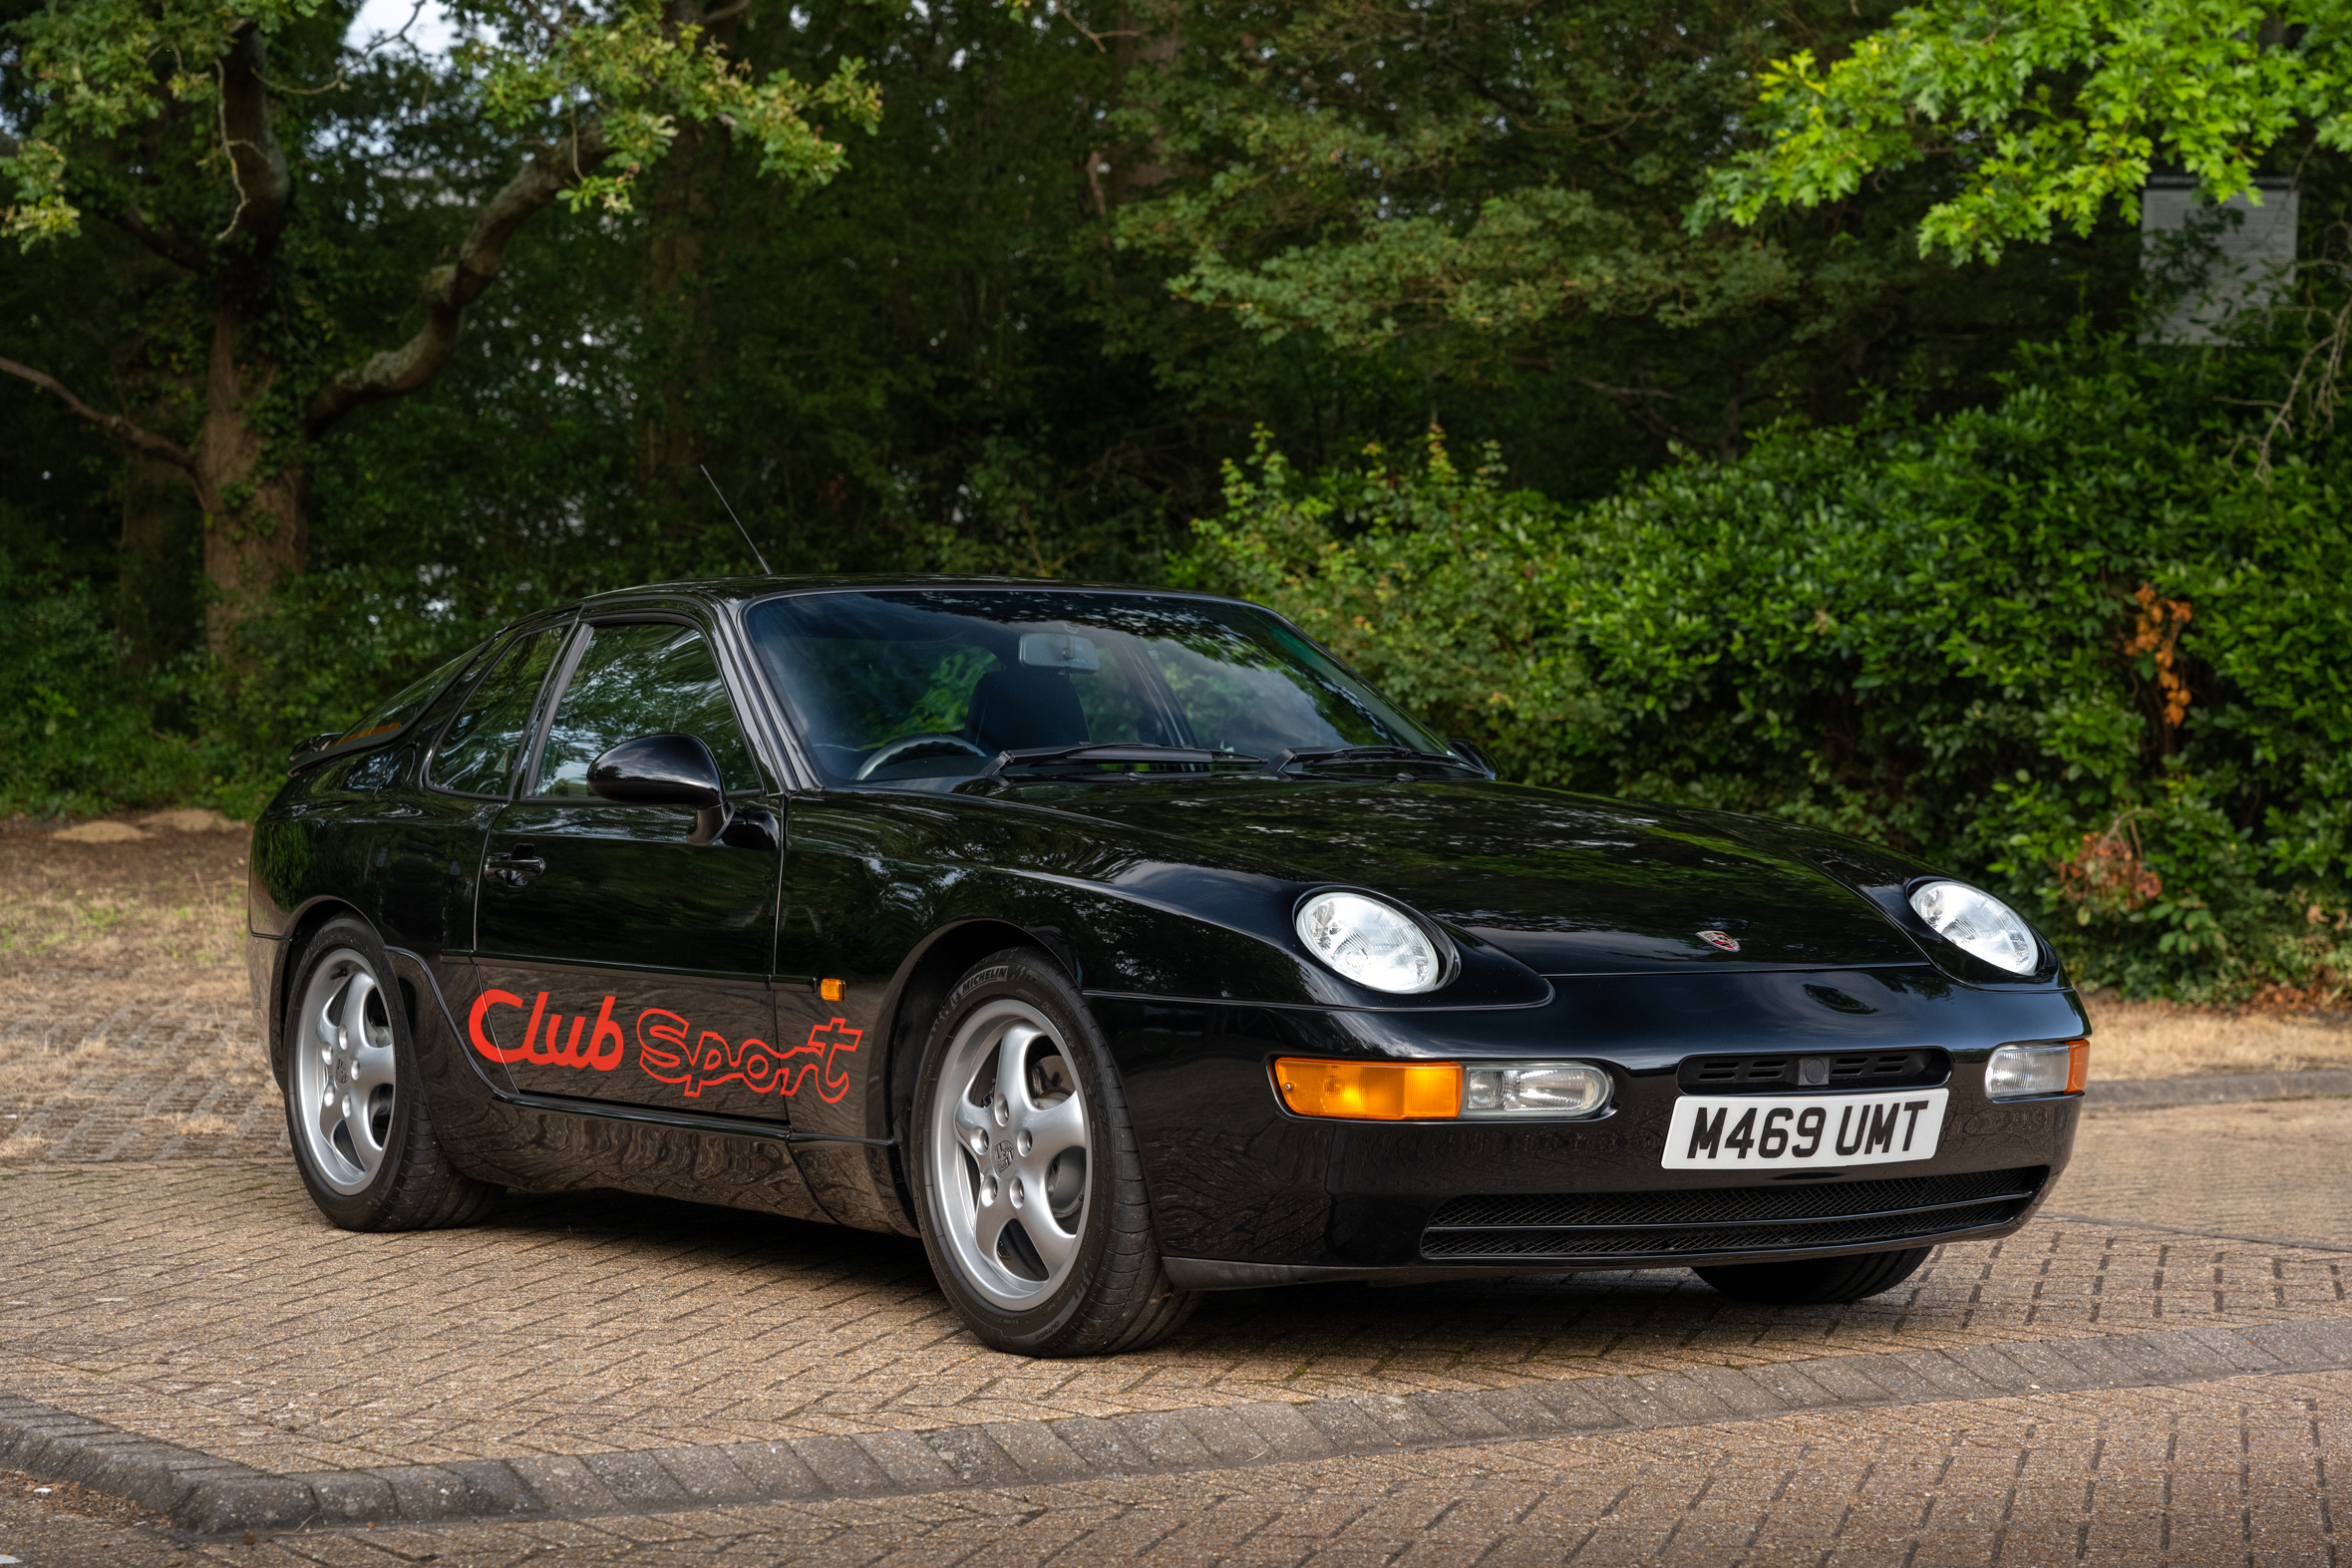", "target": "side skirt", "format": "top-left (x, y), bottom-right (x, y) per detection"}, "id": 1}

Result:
top-left (387, 946), bottom-right (873, 1227)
